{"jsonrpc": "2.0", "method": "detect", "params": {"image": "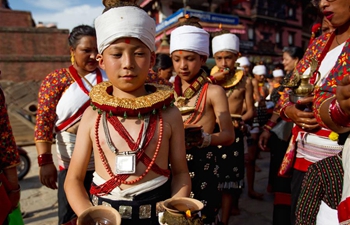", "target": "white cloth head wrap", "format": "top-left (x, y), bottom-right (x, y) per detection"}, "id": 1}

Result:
top-left (272, 69), bottom-right (284, 77)
top-left (212, 33), bottom-right (239, 55)
top-left (95, 6), bottom-right (155, 53)
top-left (252, 65), bottom-right (266, 75)
top-left (236, 56), bottom-right (250, 67)
top-left (170, 25), bottom-right (209, 57)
